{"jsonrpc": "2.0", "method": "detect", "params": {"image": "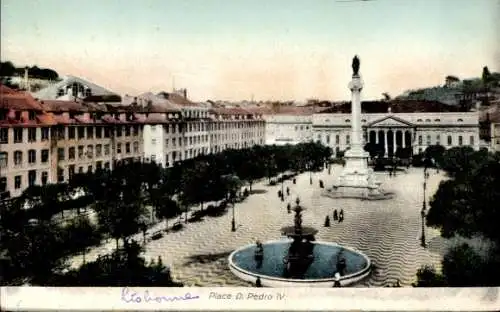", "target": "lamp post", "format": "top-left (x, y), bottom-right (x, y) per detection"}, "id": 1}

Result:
top-left (281, 177), bottom-right (285, 202)
top-left (27, 218), bottom-right (39, 278)
top-left (231, 190), bottom-right (236, 232)
top-left (309, 163), bottom-right (313, 185)
top-left (420, 181), bottom-right (427, 247)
